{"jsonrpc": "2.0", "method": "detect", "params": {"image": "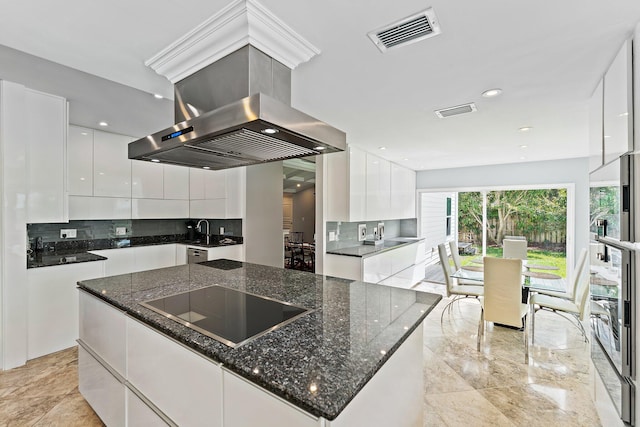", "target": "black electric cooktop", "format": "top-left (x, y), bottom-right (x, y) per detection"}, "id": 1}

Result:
top-left (141, 285), bottom-right (311, 348)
